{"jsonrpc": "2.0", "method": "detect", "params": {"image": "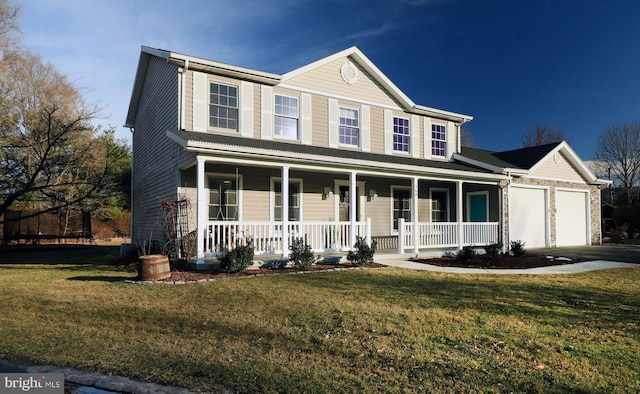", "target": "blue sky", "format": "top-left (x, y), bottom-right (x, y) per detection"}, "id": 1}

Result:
top-left (18, 0), bottom-right (640, 160)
